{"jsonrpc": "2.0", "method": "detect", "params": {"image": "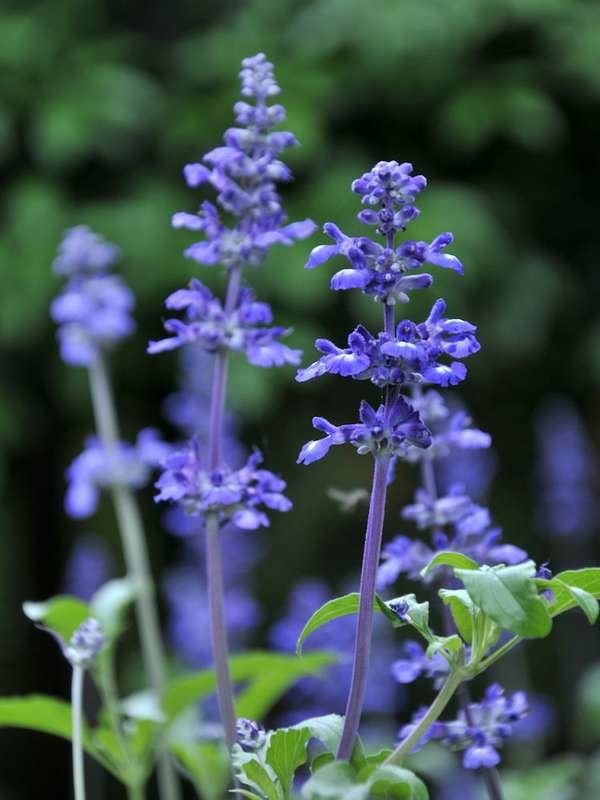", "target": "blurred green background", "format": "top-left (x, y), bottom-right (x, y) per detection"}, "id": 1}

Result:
top-left (1, 0), bottom-right (600, 796)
